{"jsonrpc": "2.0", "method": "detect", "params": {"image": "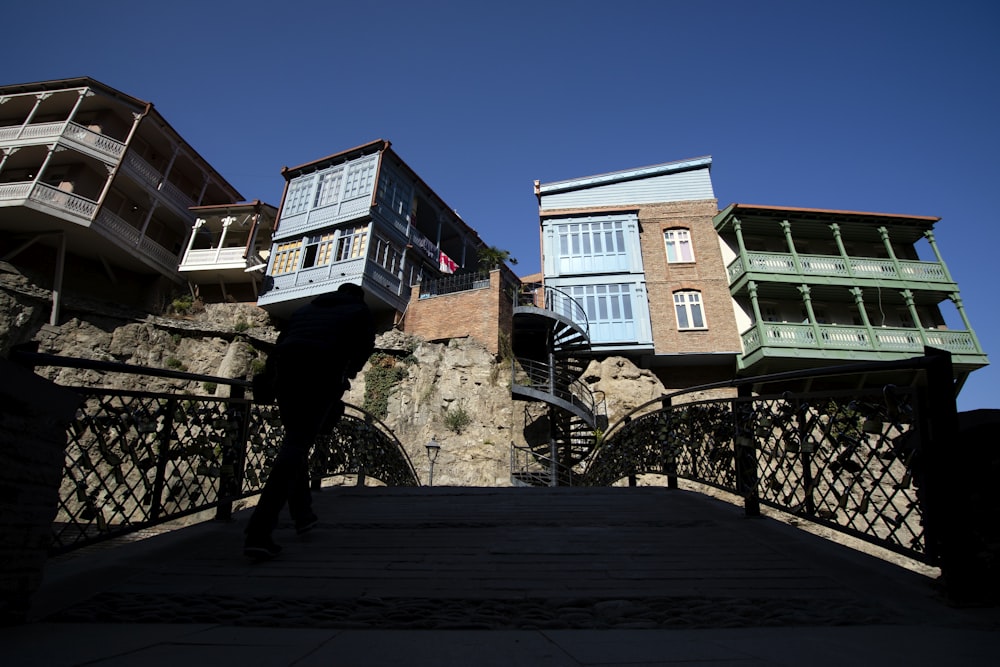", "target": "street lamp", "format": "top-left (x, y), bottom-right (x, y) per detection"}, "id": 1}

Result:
top-left (425, 438), bottom-right (441, 487)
